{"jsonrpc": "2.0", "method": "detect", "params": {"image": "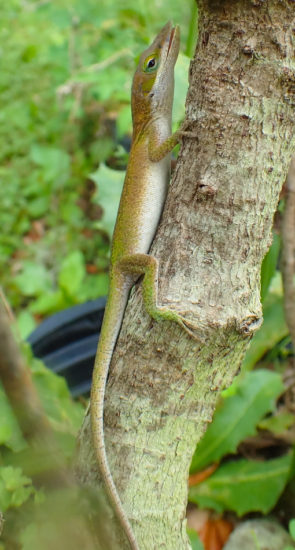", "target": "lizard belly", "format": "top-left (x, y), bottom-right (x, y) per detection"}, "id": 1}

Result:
top-left (111, 151), bottom-right (170, 262)
top-left (136, 159), bottom-right (169, 251)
